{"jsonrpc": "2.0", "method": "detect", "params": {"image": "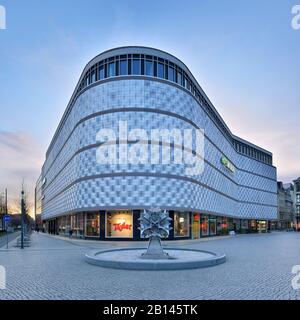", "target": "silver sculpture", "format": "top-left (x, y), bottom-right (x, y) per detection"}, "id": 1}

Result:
top-left (139, 208), bottom-right (172, 259)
